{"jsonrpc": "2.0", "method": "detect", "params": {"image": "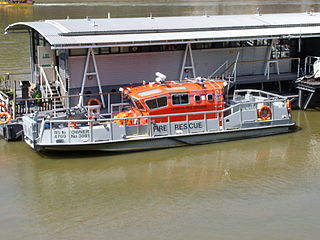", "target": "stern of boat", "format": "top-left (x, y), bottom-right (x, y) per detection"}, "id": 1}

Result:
top-left (22, 116), bottom-right (39, 150)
